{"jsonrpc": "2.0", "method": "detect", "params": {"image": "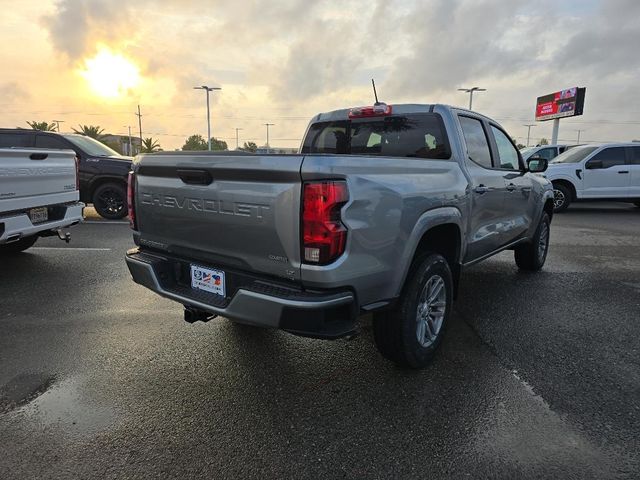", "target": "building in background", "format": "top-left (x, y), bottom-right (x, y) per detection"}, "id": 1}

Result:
top-left (102, 134), bottom-right (141, 156)
top-left (255, 146), bottom-right (298, 154)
